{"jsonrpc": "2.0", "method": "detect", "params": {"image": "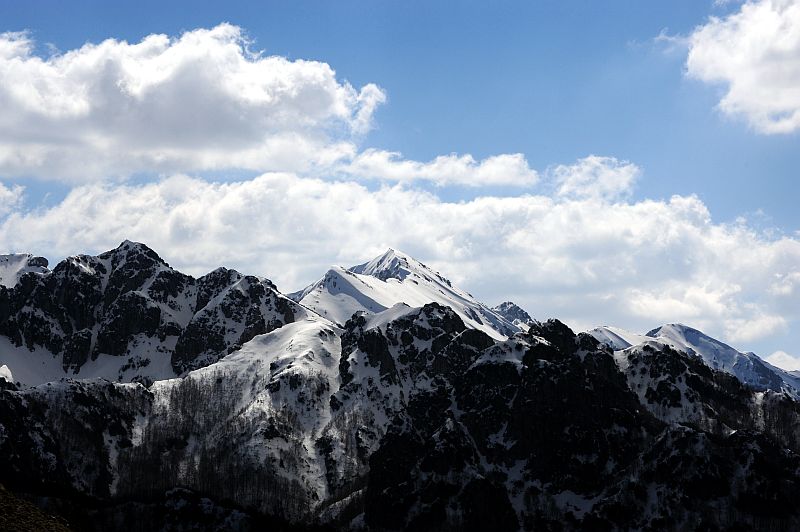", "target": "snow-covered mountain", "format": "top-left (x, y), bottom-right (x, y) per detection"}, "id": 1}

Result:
top-left (4, 306), bottom-right (800, 530)
top-left (291, 248), bottom-right (518, 340)
top-left (3, 242), bottom-right (800, 531)
top-left (590, 323), bottom-right (800, 398)
top-left (0, 240), bottom-right (307, 385)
